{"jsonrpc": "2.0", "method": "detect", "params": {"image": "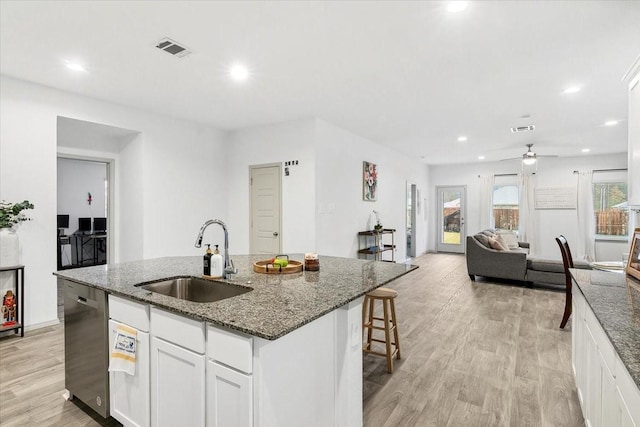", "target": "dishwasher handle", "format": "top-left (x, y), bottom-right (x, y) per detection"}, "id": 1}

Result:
top-left (76, 295), bottom-right (100, 310)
